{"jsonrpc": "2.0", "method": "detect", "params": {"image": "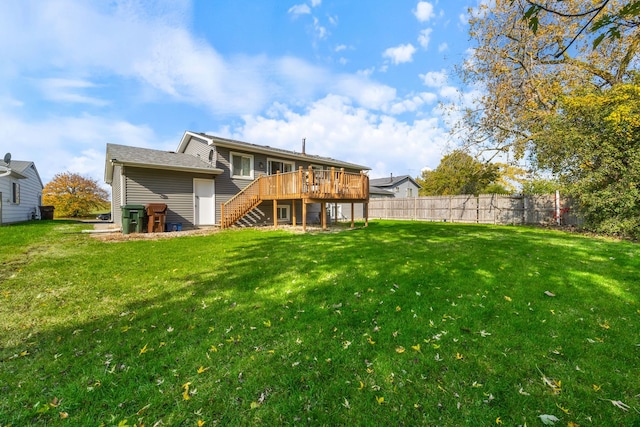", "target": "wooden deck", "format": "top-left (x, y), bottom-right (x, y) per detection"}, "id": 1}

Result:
top-left (221, 166), bottom-right (369, 230)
